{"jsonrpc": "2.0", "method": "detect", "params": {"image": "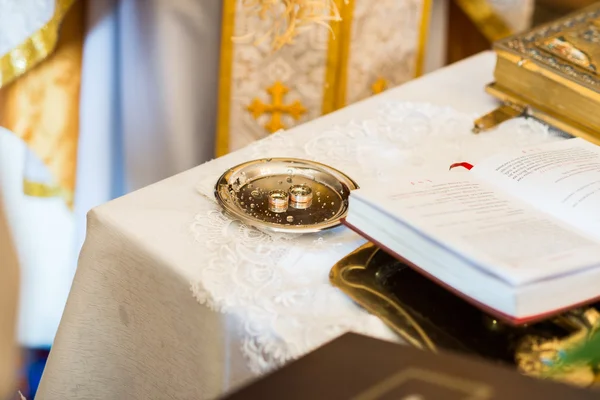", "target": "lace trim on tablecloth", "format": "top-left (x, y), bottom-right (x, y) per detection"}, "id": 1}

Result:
top-left (190, 101), bottom-right (568, 374)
